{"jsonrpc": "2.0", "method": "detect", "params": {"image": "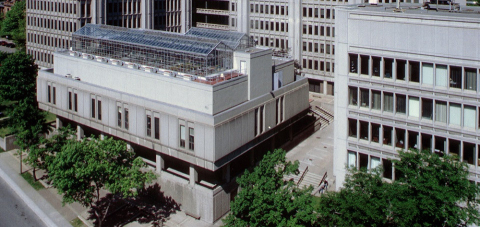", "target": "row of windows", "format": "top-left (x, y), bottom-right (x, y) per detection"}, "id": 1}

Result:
top-left (302, 24), bottom-right (334, 37)
top-left (117, 104), bottom-right (129, 130)
top-left (91, 95), bottom-right (102, 121)
top-left (250, 3), bottom-right (288, 16)
top-left (27, 16), bottom-right (79, 32)
top-left (28, 49), bottom-right (53, 65)
top-left (27, 33), bottom-right (71, 50)
top-left (250, 20), bottom-right (288, 33)
top-left (255, 36), bottom-right (288, 50)
top-left (349, 54), bottom-right (480, 92)
top-left (107, 17), bottom-right (142, 29)
top-left (348, 122), bottom-right (480, 167)
top-left (302, 7), bottom-right (335, 19)
top-left (67, 89), bottom-right (78, 113)
top-left (349, 87), bottom-right (480, 129)
top-left (179, 121), bottom-right (195, 151)
top-left (107, 1), bottom-right (143, 15)
top-left (303, 42), bottom-right (334, 55)
top-left (47, 83), bottom-right (56, 105)
top-left (27, 0), bottom-right (91, 18)
top-left (303, 58), bottom-right (334, 73)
